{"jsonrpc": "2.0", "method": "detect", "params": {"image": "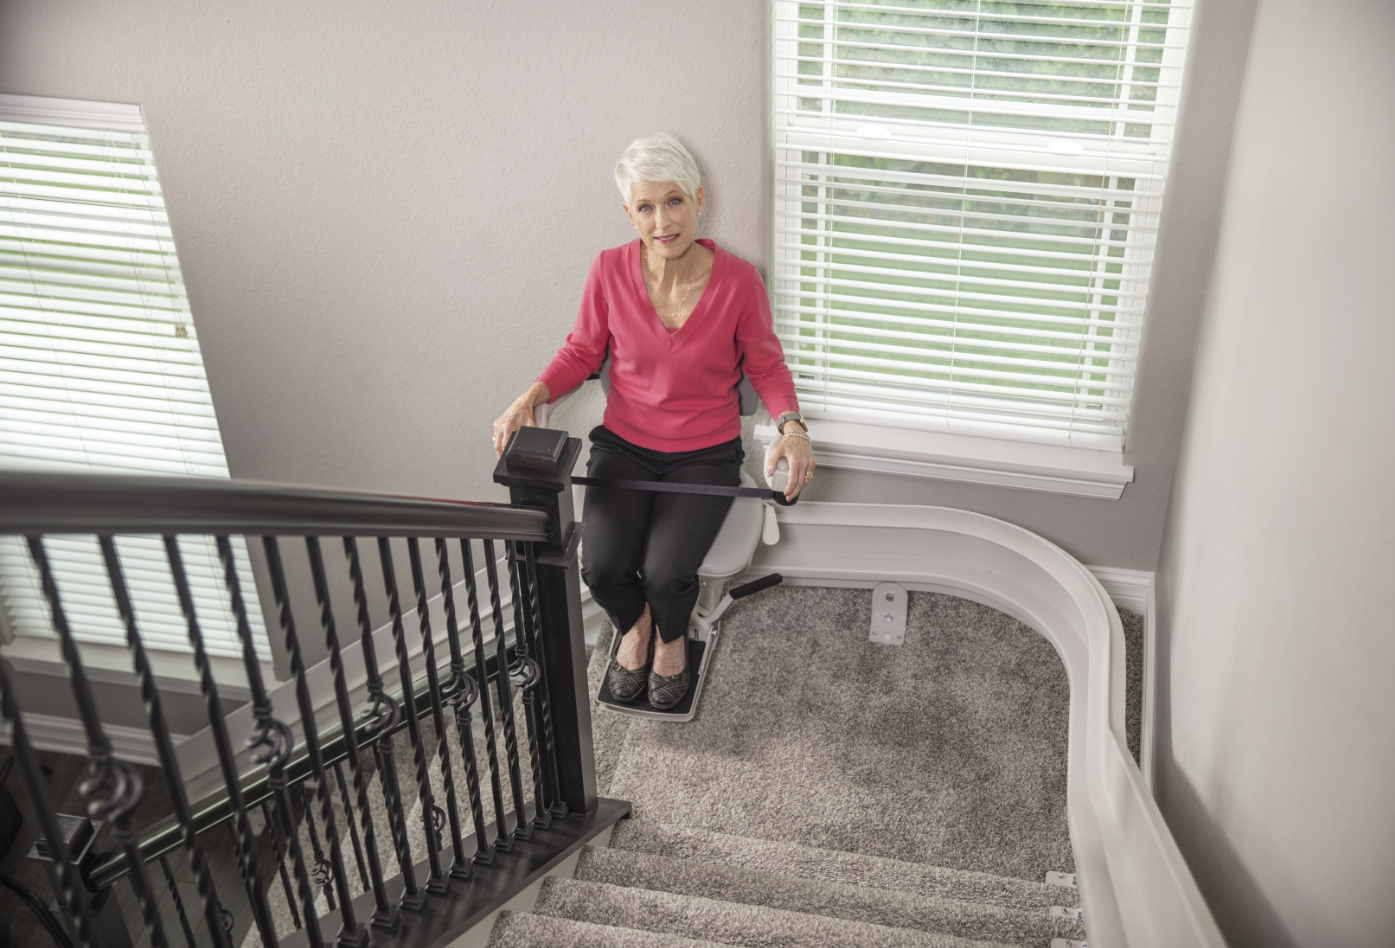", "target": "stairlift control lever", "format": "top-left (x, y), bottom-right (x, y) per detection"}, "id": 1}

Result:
top-left (694, 573), bottom-right (784, 631)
